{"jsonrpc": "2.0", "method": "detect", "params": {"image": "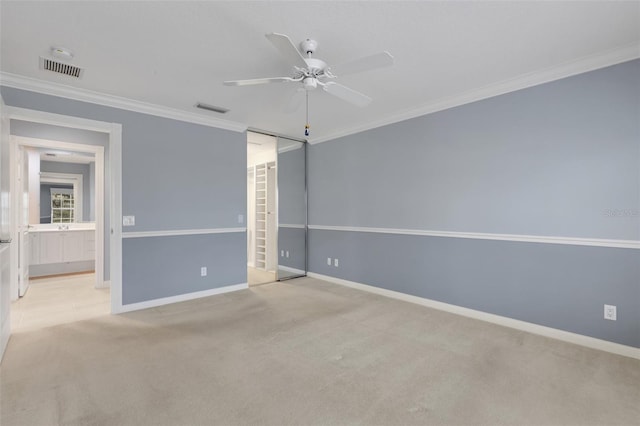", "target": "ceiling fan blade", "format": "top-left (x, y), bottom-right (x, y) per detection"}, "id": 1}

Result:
top-left (329, 51), bottom-right (394, 77)
top-left (283, 88), bottom-right (306, 113)
top-left (224, 77), bottom-right (296, 86)
top-left (265, 33), bottom-right (308, 69)
top-left (322, 82), bottom-right (372, 107)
